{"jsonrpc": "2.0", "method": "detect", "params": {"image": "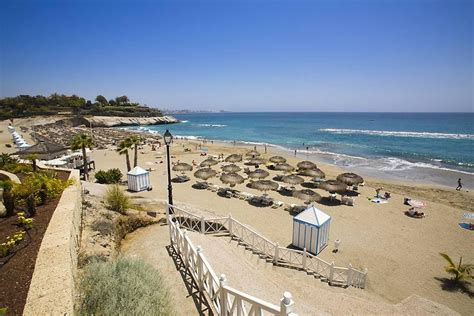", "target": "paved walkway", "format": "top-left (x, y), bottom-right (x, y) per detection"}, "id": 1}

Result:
top-left (120, 223), bottom-right (458, 316)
